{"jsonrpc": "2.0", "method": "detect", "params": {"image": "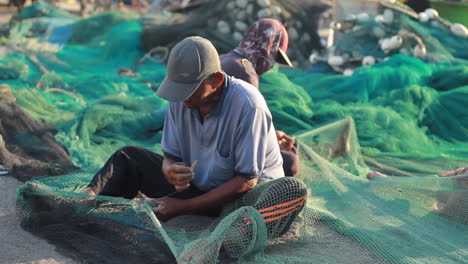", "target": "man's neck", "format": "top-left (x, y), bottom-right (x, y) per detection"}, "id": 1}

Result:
top-left (198, 80), bottom-right (225, 120)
